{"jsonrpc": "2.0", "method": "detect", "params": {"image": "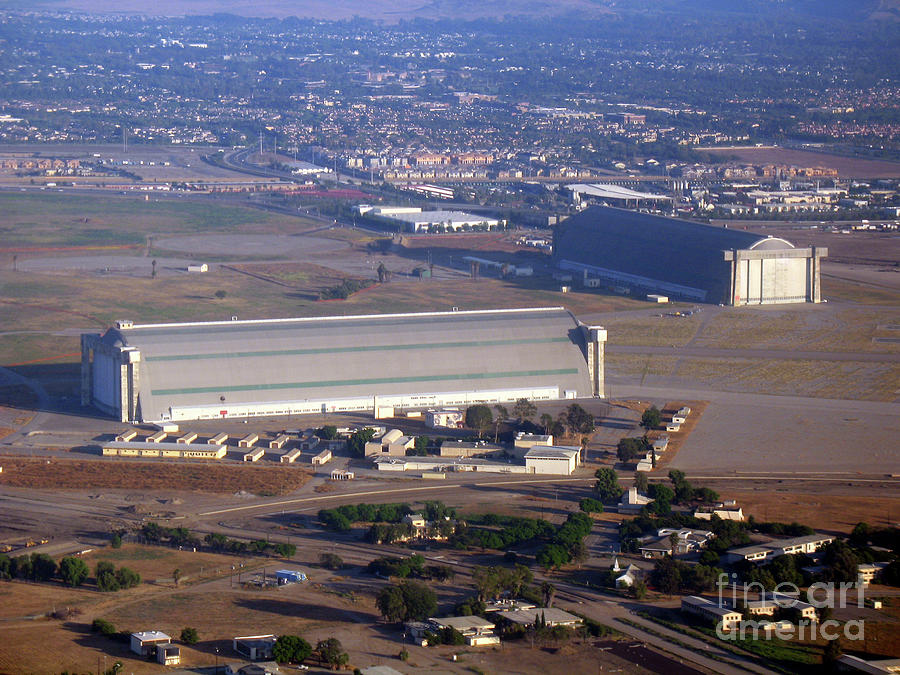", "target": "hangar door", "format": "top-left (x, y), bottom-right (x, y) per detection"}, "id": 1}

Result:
top-left (739, 256), bottom-right (808, 305)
